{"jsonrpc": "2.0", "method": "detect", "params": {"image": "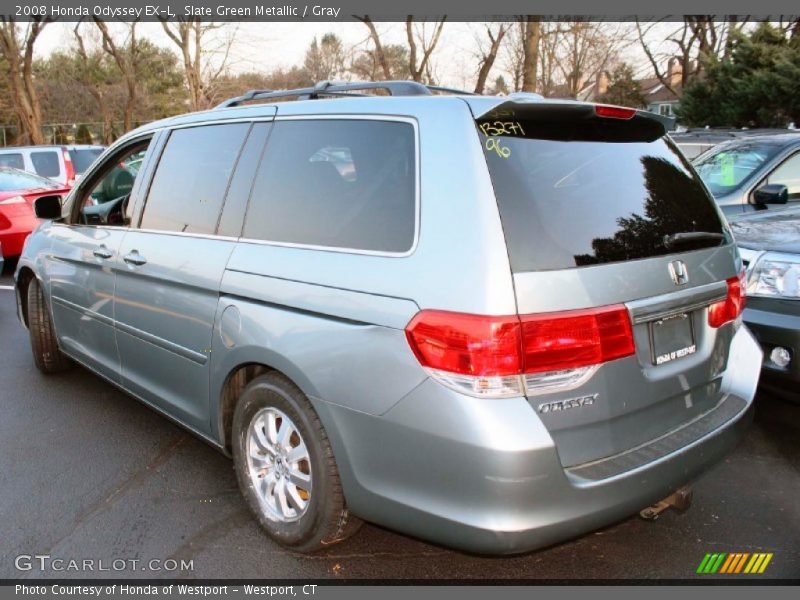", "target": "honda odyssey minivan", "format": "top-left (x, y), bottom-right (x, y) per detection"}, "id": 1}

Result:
top-left (14, 81), bottom-right (762, 554)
